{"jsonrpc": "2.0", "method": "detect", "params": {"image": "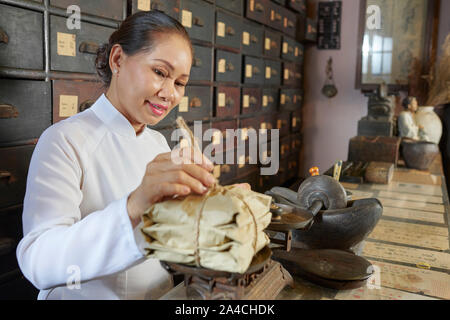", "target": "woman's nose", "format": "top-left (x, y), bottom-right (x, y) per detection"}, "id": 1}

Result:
top-left (158, 79), bottom-right (175, 102)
